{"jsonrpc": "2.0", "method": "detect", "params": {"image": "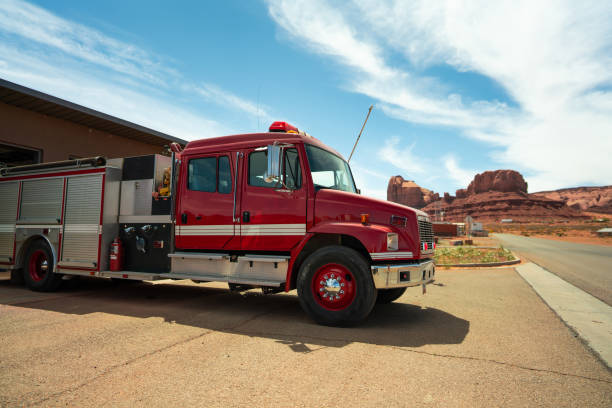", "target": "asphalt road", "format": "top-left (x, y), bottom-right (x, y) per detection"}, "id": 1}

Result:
top-left (494, 234), bottom-right (612, 306)
top-left (1, 269), bottom-right (611, 407)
